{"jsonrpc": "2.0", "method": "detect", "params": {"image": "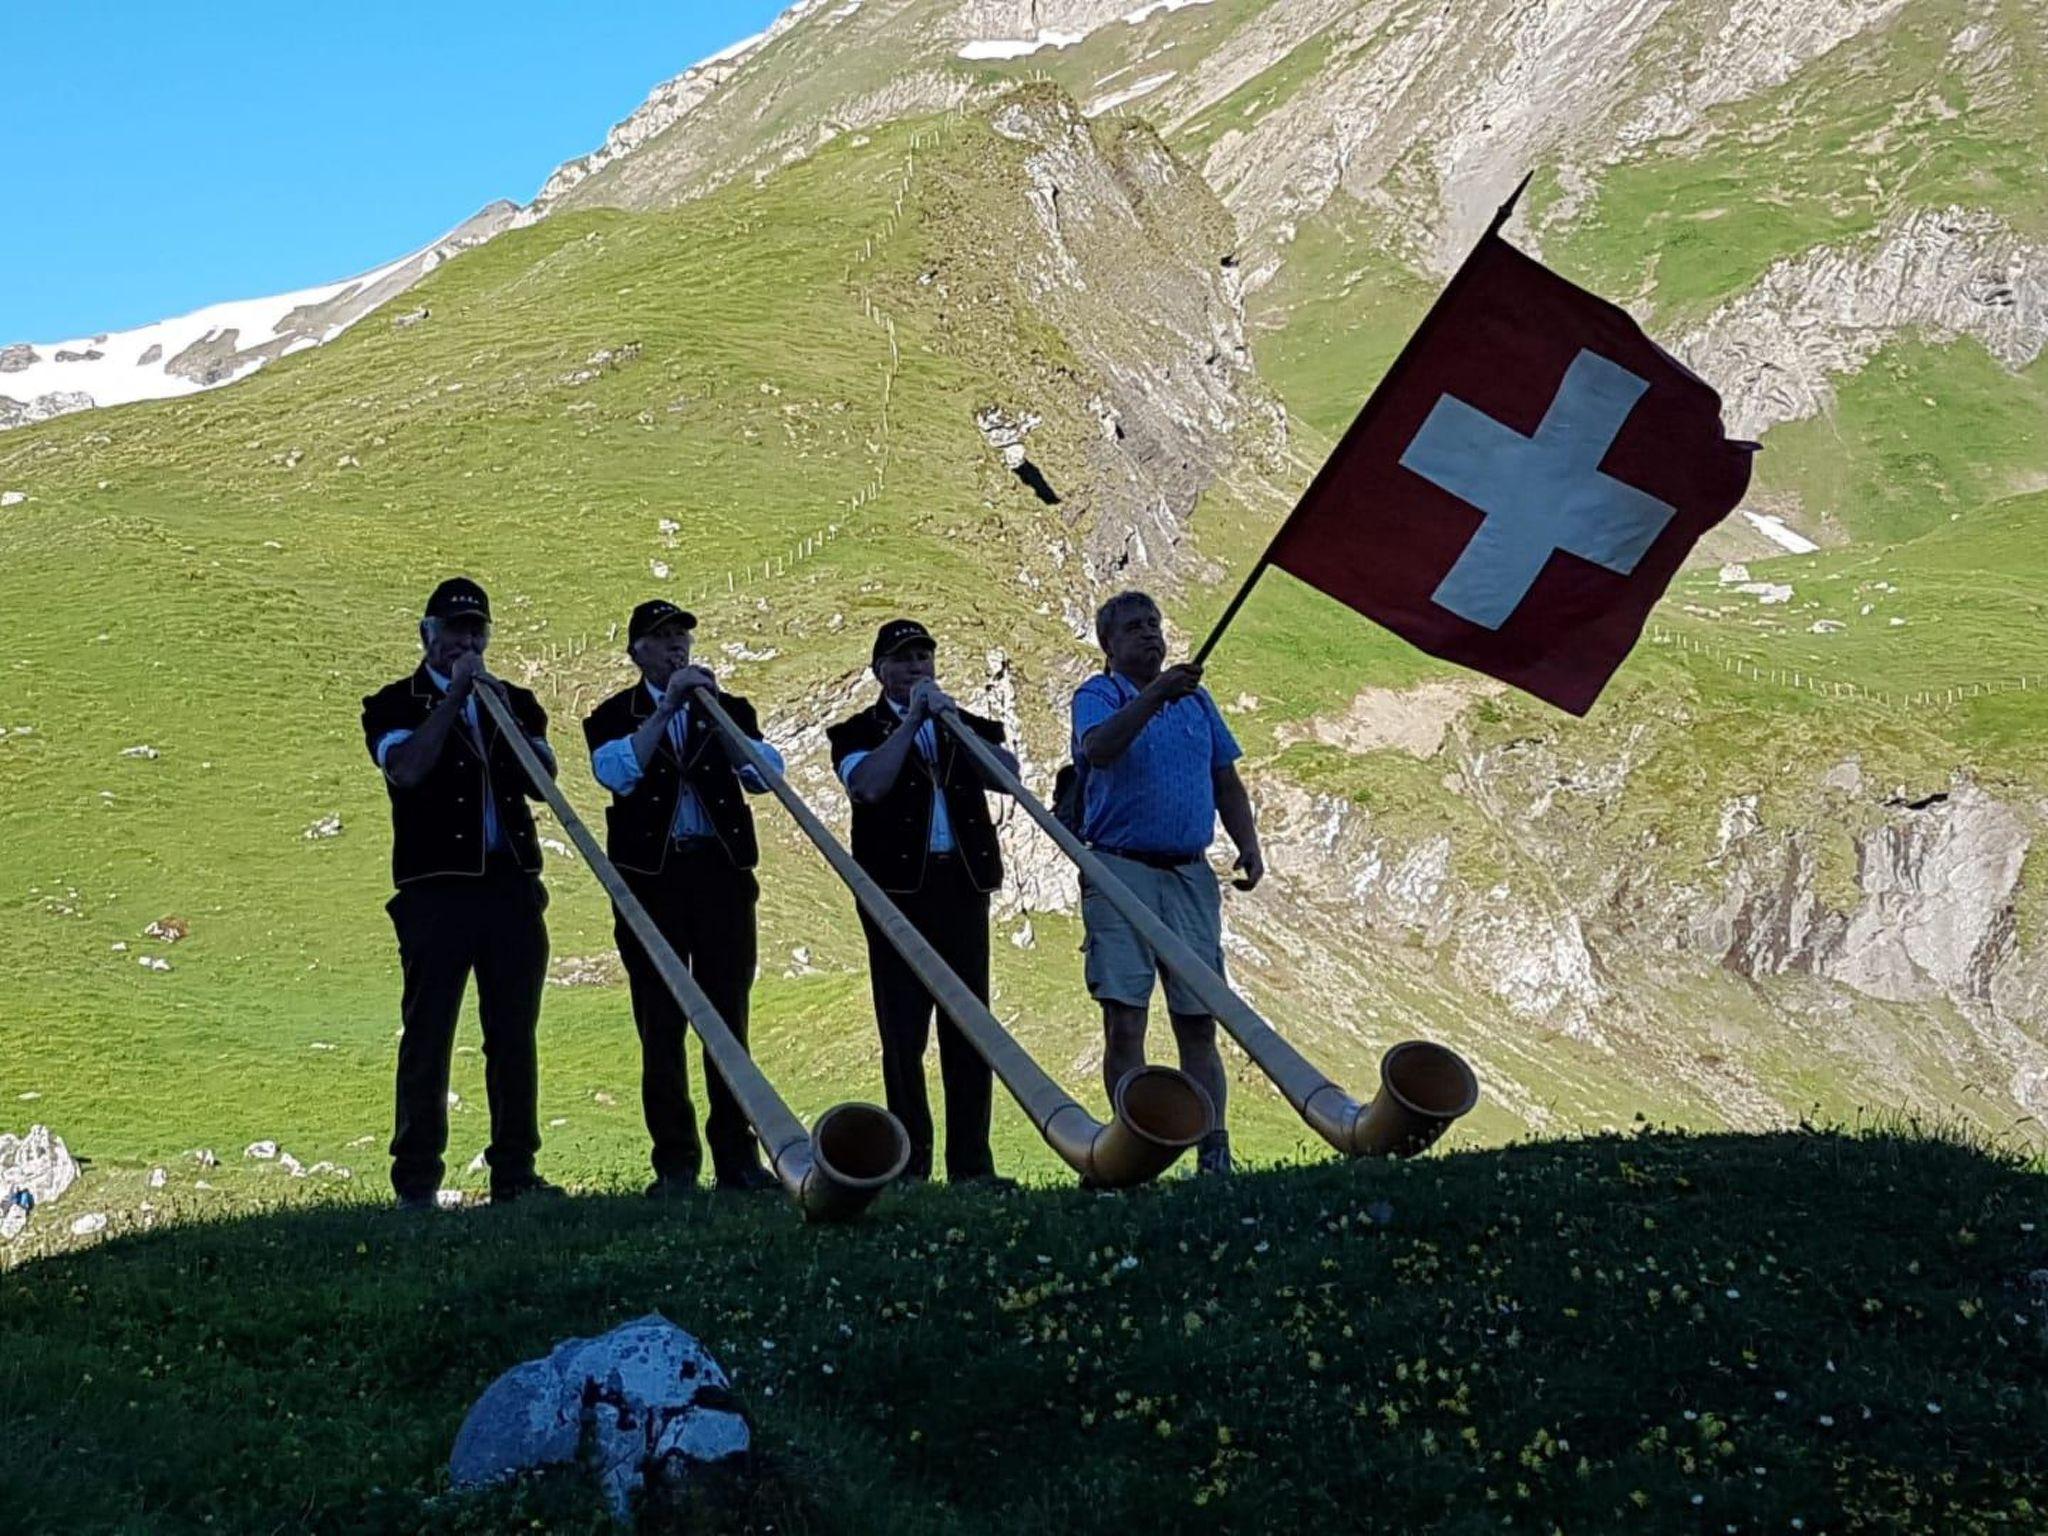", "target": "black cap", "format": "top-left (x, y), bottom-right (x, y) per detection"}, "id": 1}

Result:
top-left (425, 577), bottom-right (490, 623)
top-left (628, 599), bottom-right (697, 645)
top-left (872, 618), bottom-right (936, 663)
